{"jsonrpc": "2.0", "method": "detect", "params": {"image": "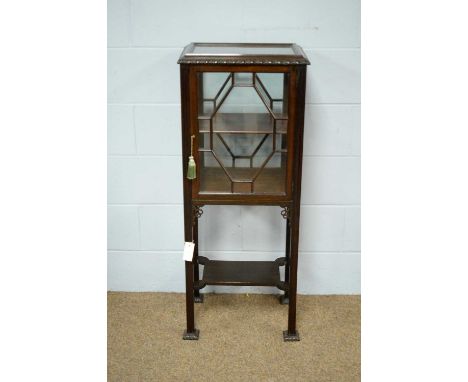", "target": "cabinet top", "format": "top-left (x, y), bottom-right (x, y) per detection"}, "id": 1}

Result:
top-left (177, 43), bottom-right (310, 65)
